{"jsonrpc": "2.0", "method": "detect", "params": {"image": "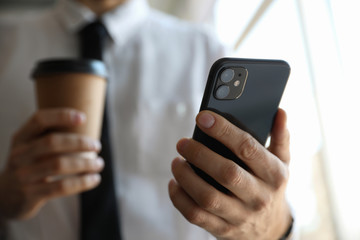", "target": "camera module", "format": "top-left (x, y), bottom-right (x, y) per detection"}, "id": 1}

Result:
top-left (214, 67), bottom-right (248, 100)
